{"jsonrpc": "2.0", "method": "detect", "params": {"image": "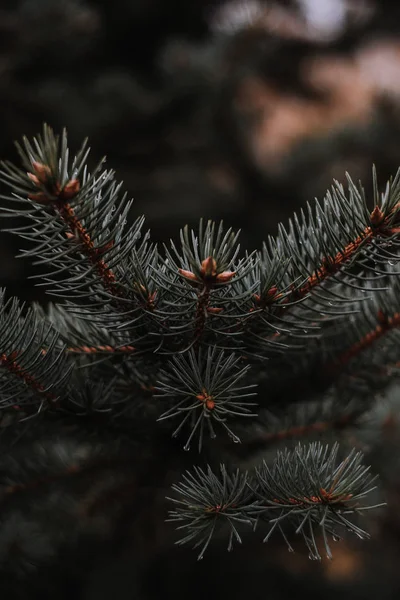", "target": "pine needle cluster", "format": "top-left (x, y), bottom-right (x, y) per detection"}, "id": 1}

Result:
top-left (0, 125), bottom-right (398, 589)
